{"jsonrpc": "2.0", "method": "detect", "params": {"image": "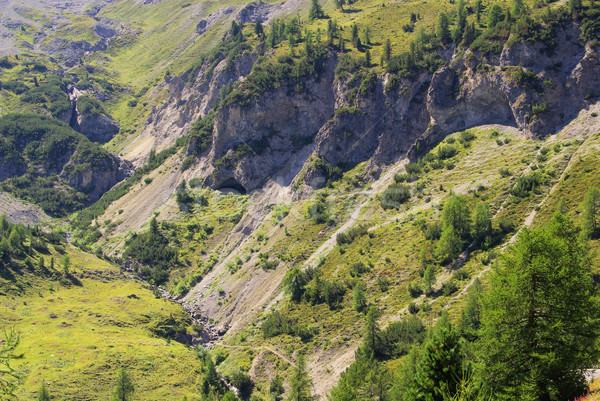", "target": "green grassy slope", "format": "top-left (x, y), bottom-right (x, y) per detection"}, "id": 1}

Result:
top-left (0, 224), bottom-right (205, 400)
